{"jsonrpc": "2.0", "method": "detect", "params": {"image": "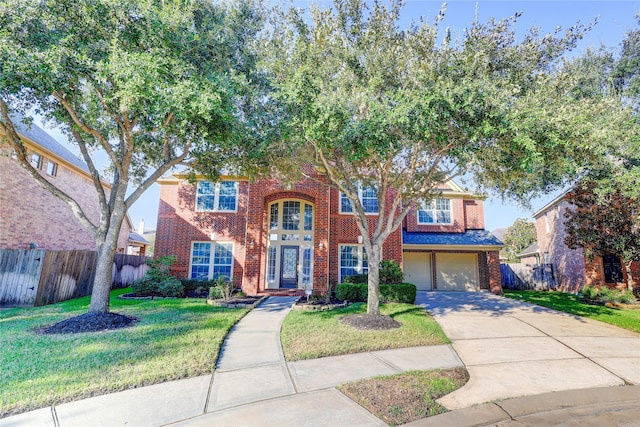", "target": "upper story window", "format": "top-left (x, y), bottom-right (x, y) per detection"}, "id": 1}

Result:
top-left (31, 153), bottom-right (42, 169)
top-left (46, 160), bottom-right (58, 177)
top-left (340, 184), bottom-right (378, 214)
top-left (196, 181), bottom-right (238, 212)
top-left (418, 198), bottom-right (452, 225)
